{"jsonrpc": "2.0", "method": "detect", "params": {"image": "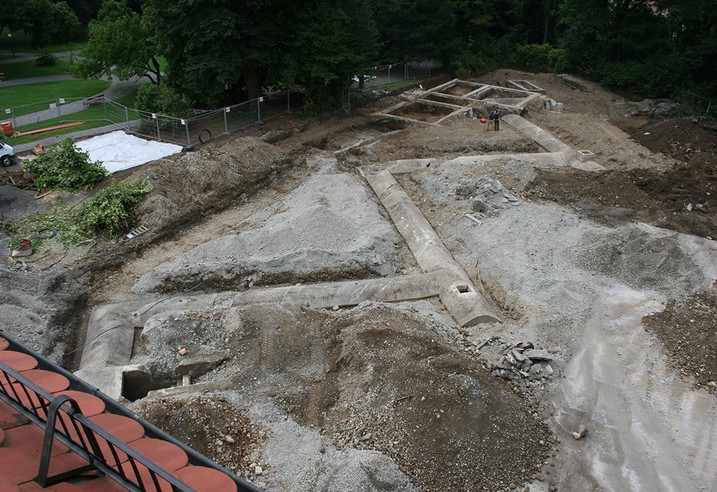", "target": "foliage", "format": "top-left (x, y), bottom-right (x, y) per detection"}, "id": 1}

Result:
top-left (7, 181), bottom-right (152, 246)
top-left (73, 0), bottom-right (161, 84)
top-left (76, 181), bottom-right (152, 236)
top-left (1, 0), bottom-right (83, 48)
top-left (515, 44), bottom-right (567, 72)
top-left (135, 83), bottom-right (190, 117)
top-left (35, 51), bottom-right (57, 66)
top-left (288, 0), bottom-right (379, 114)
top-left (23, 138), bottom-right (105, 192)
